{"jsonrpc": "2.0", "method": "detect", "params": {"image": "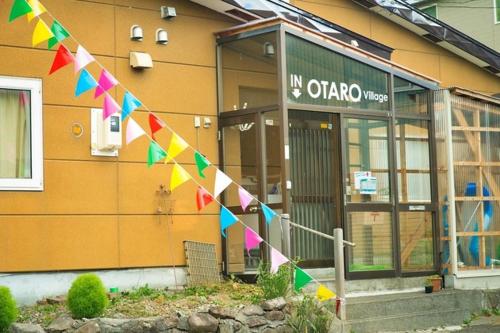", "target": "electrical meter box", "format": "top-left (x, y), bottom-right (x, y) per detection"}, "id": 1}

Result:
top-left (91, 108), bottom-right (122, 156)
